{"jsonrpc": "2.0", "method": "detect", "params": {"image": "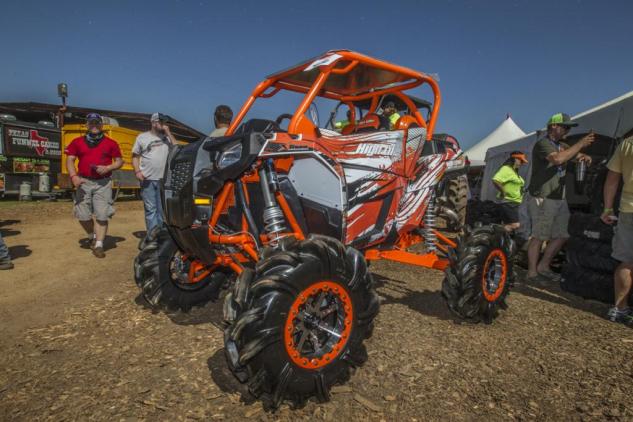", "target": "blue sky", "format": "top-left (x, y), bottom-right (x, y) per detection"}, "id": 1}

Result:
top-left (1, 0), bottom-right (632, 148)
